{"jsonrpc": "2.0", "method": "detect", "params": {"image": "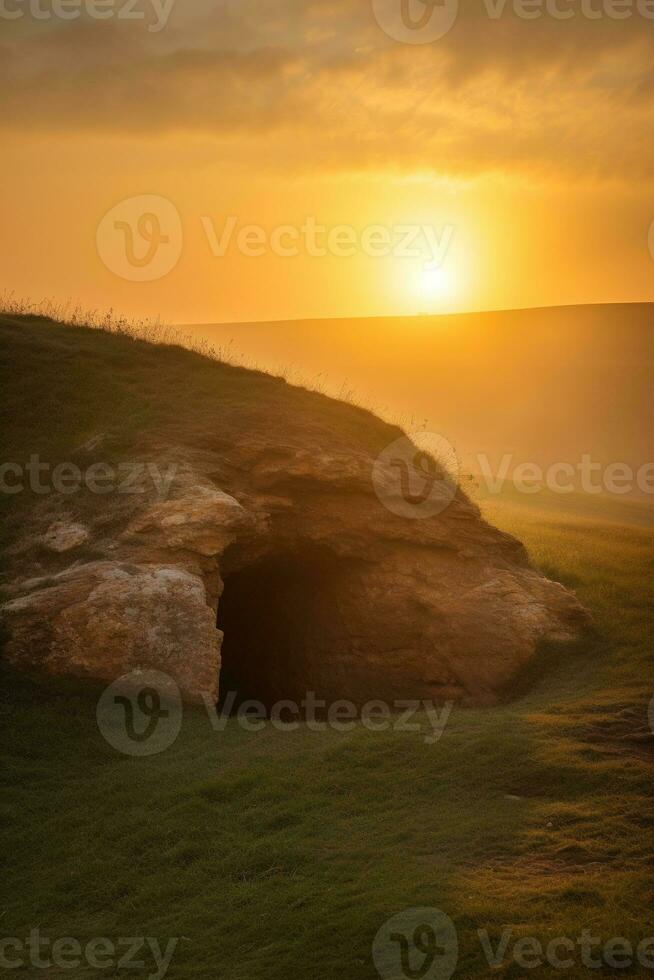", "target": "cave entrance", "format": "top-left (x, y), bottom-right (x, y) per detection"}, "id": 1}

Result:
top-left (216, 547), bottom-right (346, 713)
